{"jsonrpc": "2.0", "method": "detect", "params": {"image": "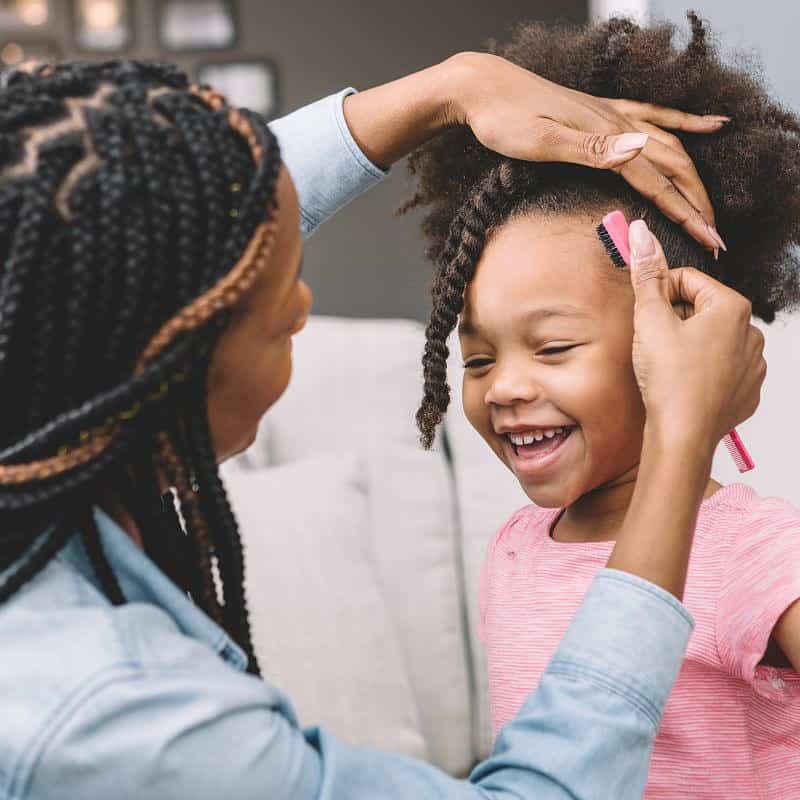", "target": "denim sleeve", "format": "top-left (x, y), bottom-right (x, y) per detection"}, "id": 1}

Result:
top-left (23, 569), bottom-right (691, 800)
top-left (268, 89), bottom-right (389, 239)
